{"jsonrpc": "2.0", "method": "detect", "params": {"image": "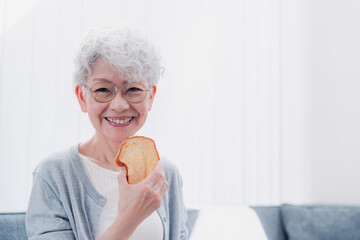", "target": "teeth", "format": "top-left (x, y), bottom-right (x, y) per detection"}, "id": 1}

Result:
top-left (107, 117), bottom-right (132, 124)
